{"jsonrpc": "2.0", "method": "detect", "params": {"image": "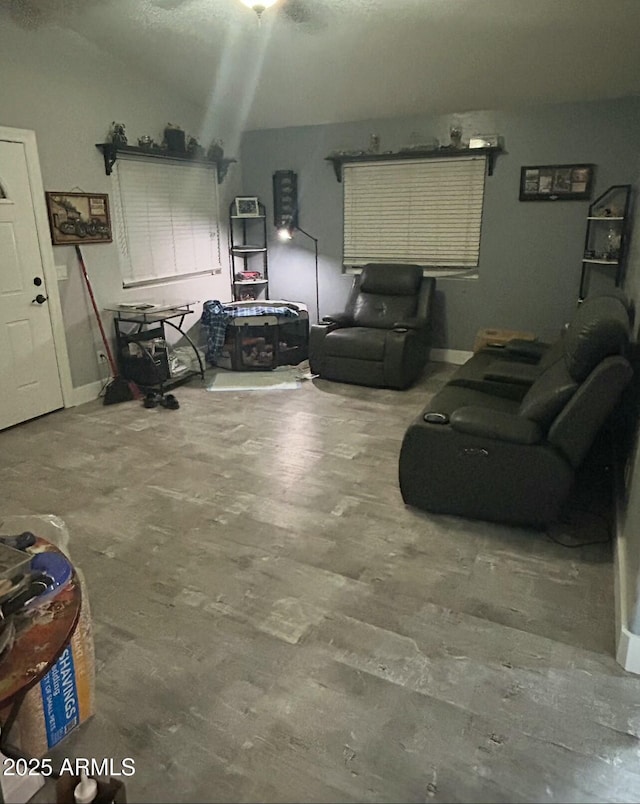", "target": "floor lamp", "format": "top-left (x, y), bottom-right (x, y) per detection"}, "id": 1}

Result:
top-left (277, 224), bottom-right (320, 323)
